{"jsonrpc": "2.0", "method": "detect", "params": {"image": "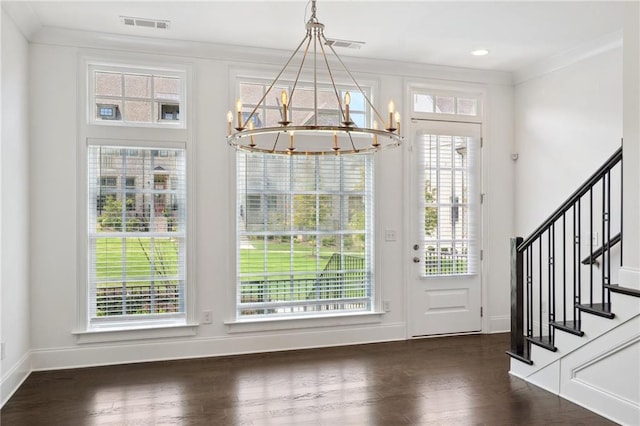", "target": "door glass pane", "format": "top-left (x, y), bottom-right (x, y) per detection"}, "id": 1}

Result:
top-left (418, 132), bottom-right (477, 276)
